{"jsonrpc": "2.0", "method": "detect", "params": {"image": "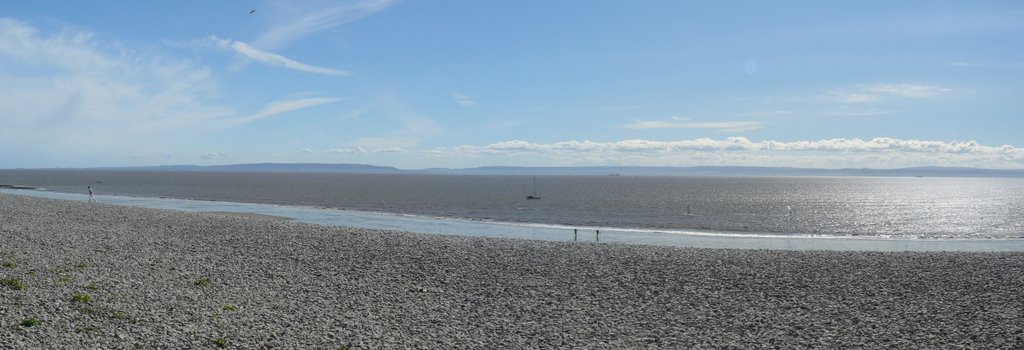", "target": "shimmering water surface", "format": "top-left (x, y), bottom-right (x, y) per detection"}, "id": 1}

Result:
top-left (2, 170), bottom-right (1023, 239)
